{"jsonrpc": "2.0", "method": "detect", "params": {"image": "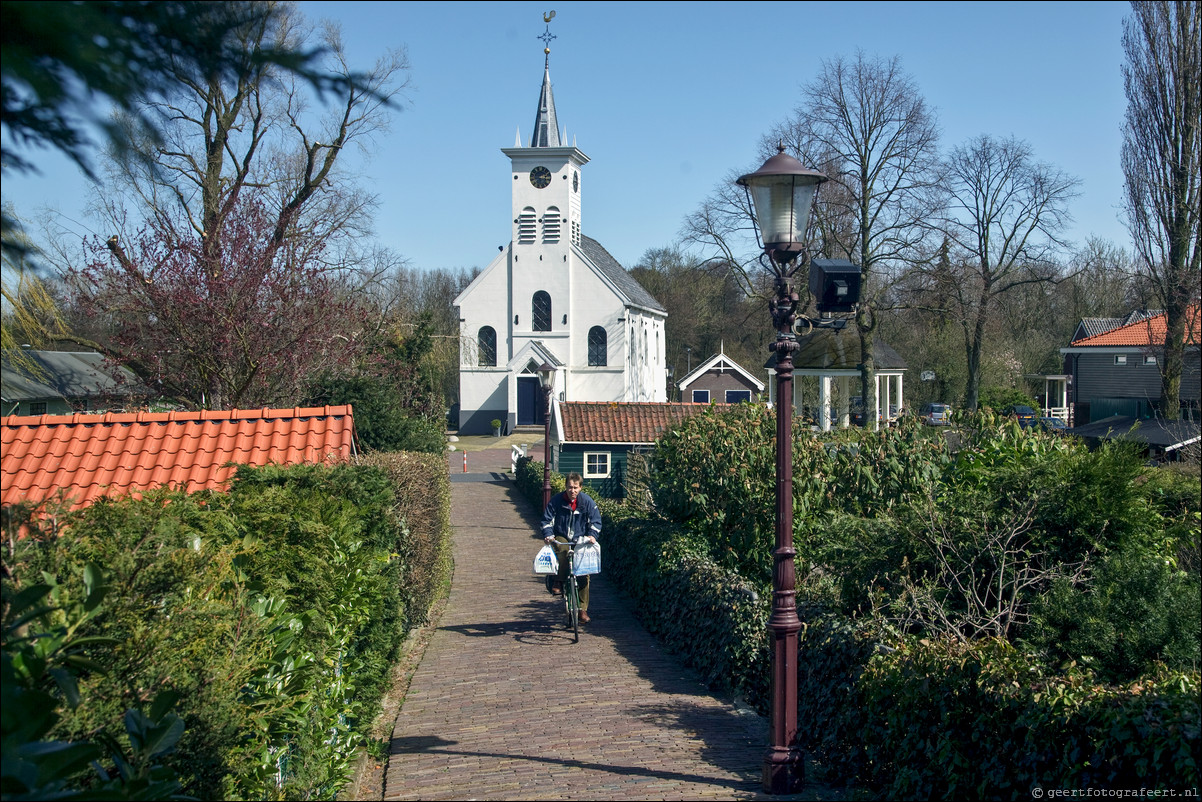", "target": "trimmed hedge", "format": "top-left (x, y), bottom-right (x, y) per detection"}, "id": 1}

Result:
top-left (2, 456), bottom-right (453, 801)
top-left (507, 453), bottom-right (1202, 798)
top-left (855, 639), bottom-right (1200, 799)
